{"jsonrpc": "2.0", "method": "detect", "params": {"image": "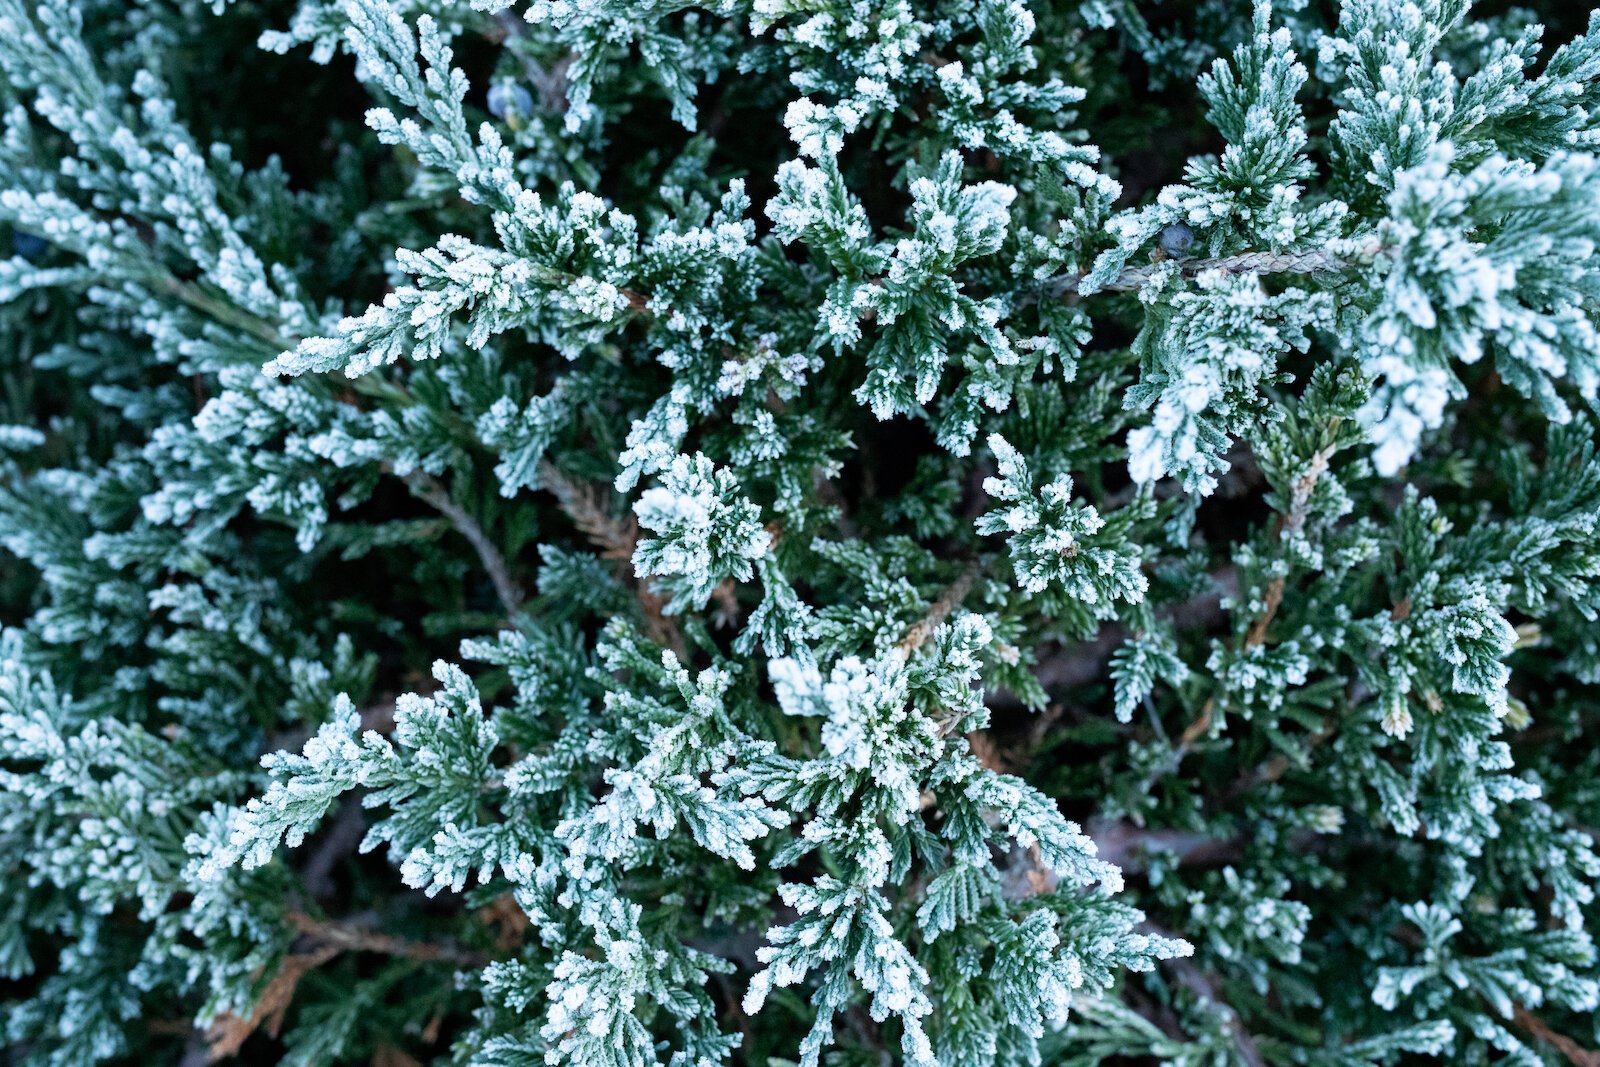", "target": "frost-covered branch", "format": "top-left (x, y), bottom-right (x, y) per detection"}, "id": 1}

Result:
top-left (1040, 243), bottom-right (1382, 301)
